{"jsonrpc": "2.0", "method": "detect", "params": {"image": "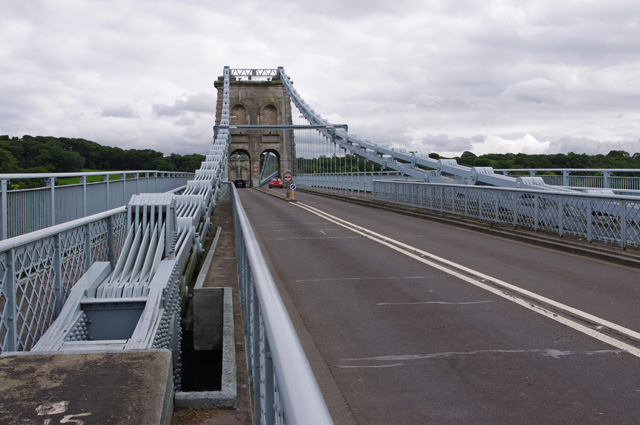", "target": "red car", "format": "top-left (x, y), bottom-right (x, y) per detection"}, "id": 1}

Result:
top-left (269, 177), bottom-right (283, 188)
